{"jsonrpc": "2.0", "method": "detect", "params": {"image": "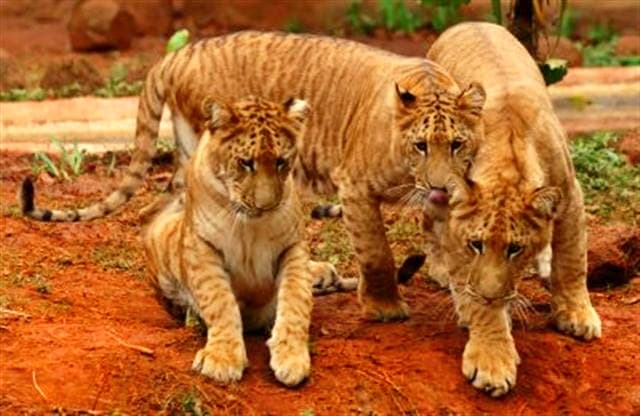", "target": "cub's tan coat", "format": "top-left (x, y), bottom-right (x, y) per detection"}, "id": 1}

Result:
top-left (426, 22), bottom-right (601, 397)
top-left (22, 31), bottom-right (485, 320)
top-left (143, 97), bottom-right (316, 386)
